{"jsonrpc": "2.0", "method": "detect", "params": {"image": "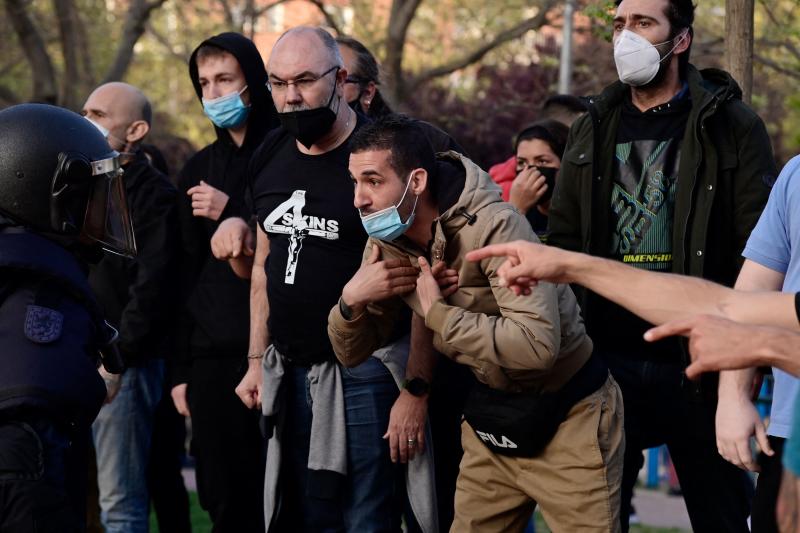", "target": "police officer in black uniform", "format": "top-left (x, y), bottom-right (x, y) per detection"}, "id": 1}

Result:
top-left (0, 103), bottom-right (137, 532)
